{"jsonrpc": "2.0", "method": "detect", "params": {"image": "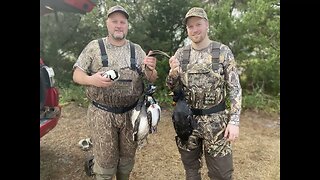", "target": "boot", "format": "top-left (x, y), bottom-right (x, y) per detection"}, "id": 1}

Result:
top-left (185, 169), bottom-right (201, 180)
top-left (116, 172), bottom-right (130, 180)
